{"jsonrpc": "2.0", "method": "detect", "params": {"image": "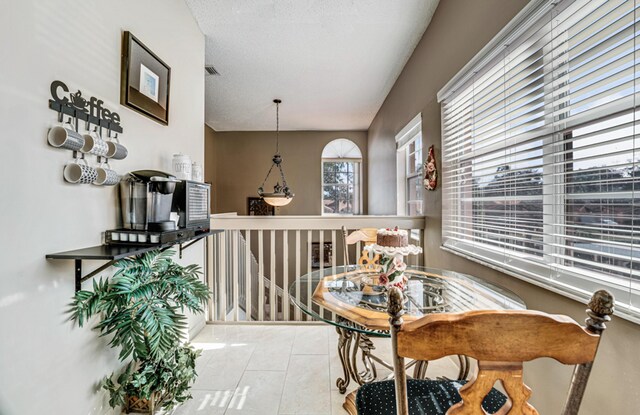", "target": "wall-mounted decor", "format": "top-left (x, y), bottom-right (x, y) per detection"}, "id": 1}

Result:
top-left (247, 197), bottom-right (275, 216)
top-left (47, 80), bottom-right (125, 186)
top-left (424, 145), bottom-right (438, 191)
top-left (312, 242), bottom-right (332, 269)
top-left (121, 31), bottom-right (171, 125)
top-left (49, 80), bottom-right (123, 134)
